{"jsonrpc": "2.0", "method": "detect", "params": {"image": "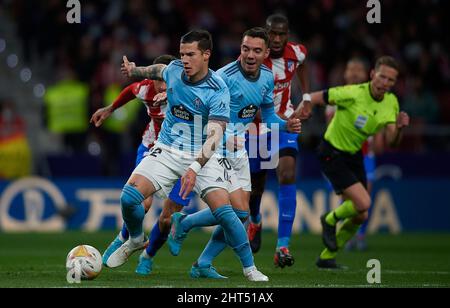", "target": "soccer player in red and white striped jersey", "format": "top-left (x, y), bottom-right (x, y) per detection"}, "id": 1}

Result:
top-left (246, 14), bottom-right (311, 268)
